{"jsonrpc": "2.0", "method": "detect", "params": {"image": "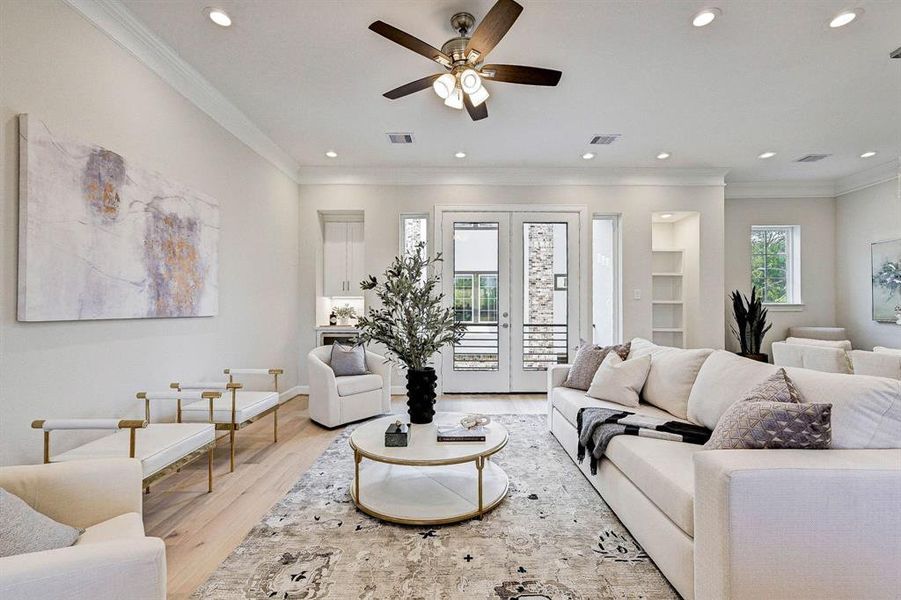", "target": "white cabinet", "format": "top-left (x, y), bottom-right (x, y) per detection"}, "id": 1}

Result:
top-left (324, 221), bottom-right (365, 296)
